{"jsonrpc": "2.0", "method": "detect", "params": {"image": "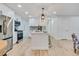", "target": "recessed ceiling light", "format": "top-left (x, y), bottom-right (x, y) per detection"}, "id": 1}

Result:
top-left (53, 11), bottom-right (56, 14)
top-left (25, 11), bottom-right (29, 15)
top-left (17, 4), bottom-right (22, 8)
